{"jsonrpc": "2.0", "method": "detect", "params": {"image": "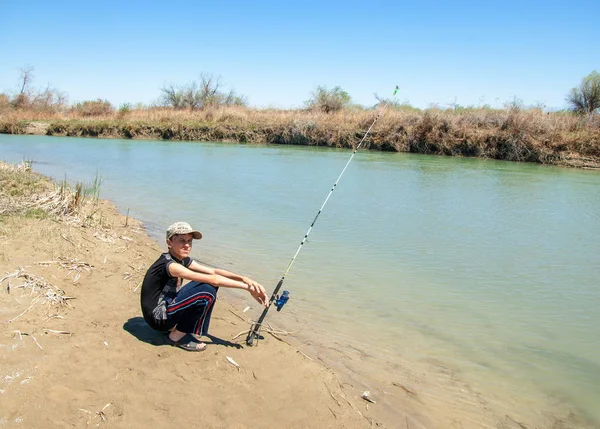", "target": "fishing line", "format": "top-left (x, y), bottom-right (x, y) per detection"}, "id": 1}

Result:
top-left (246, 86), bottom-right (399, 346)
